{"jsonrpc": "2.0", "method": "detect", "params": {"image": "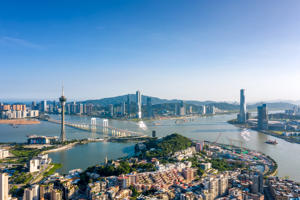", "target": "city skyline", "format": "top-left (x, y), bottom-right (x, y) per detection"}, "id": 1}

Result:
top-left (1, 1), bottom-right (300, 101)
top-left (1, 90), bottom-right (300, 105)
